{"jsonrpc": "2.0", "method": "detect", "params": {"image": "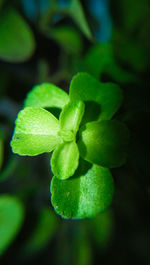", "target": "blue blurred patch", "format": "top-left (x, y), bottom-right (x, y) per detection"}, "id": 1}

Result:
top-left (88, 0), bottom-right (112, 42)
top-left (22, 0), bottom-right (51, 21)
